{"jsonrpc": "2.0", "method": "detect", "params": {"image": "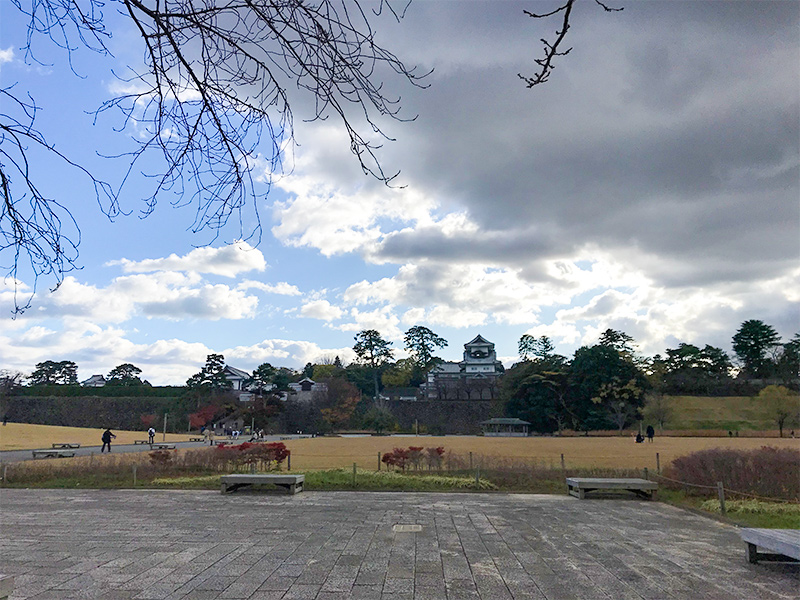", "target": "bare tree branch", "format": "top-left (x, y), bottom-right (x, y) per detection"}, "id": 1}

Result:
top-left (1, 0), bottom-right (428, 312)
top-left (519, 0), bottom-right (622, 88)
